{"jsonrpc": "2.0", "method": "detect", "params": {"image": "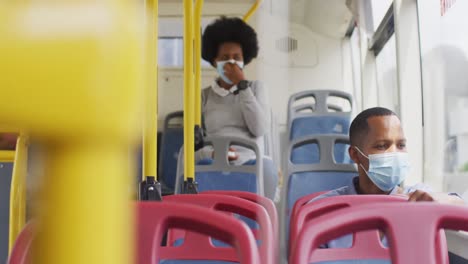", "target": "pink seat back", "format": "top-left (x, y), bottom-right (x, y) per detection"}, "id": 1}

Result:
top-left (7, 221), bottom-right (35, 264)
top-left (289, 195), bottom-right (405, 259)
top-left (290, 202), bottom-right (467, 264)
top-left (290, 191), bottom-right (327, 222)
top-left (137, 201), bottom-right (260, 264)
top-left (201, 190), bottom-right (278, 238)
top-left (290, 195), bottom-right (448, 264)
top-left (201, 190), bottom-right (279, 262)
top-left (288, 190), bottom-right (327, 256)
top-left (162, 194), bottom-right (273, 264)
